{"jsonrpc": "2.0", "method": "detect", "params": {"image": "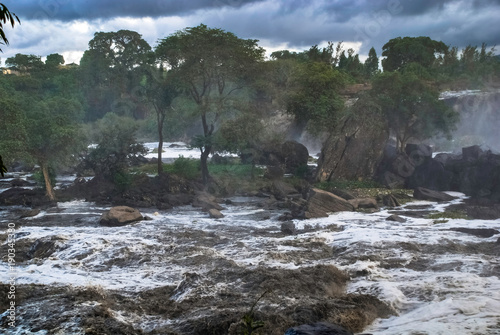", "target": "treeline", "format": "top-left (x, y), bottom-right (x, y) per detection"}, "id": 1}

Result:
top-left (1, 24), bottom-right (499, 198)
